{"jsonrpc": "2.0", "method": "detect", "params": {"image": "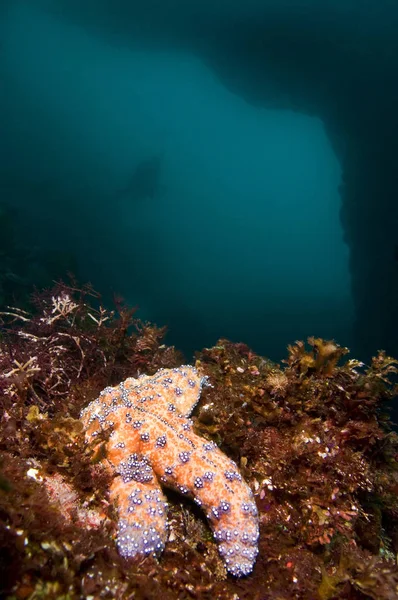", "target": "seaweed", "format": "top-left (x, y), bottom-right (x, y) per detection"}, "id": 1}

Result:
top-left (0, 285), bottom-right (397, 599)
